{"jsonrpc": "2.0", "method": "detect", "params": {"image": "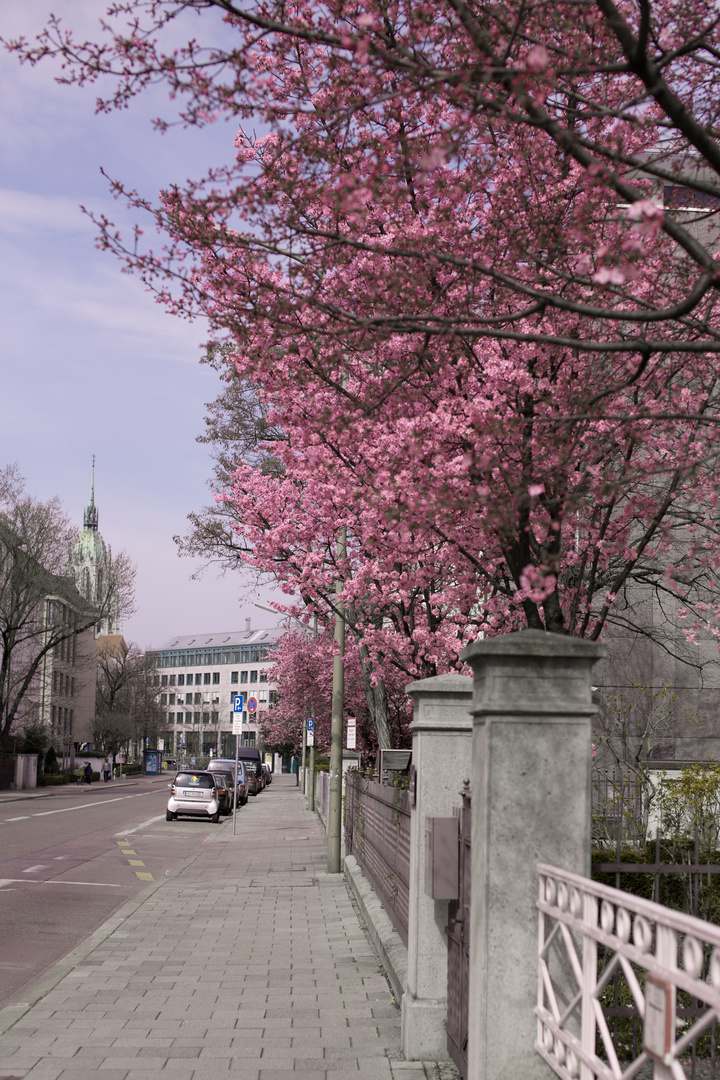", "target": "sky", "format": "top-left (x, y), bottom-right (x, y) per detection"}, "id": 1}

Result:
top-left (0, 1), bottom-right (283, 649)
